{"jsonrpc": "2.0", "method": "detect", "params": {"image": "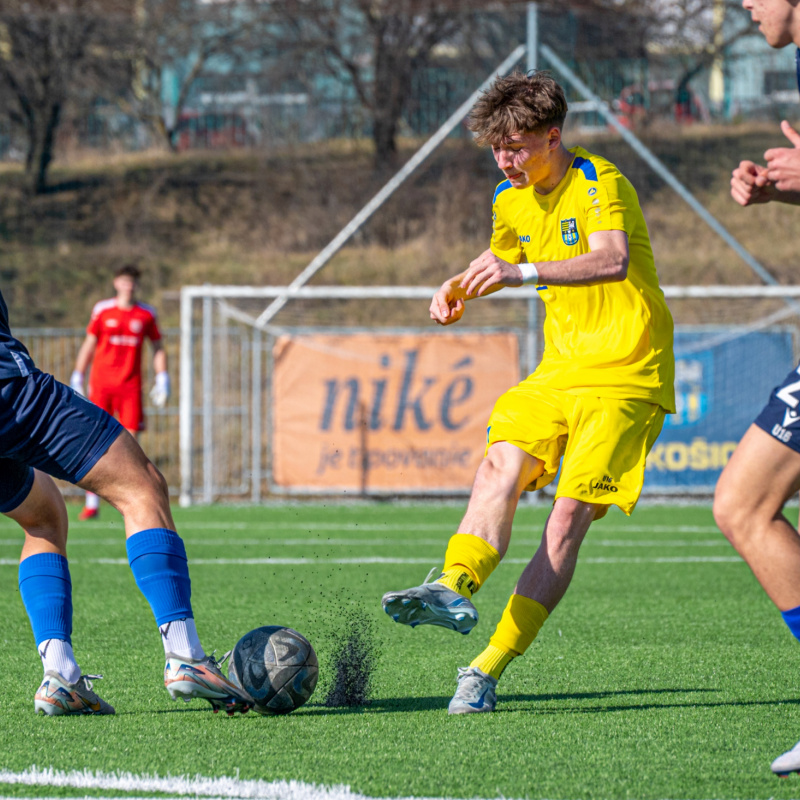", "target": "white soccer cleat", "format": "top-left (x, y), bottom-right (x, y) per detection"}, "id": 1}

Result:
top-left (164, 651), bottom-right (253, 715)
top-left (382, 571), bottom-right (478, 634)
top-left (34, 671), bottom-right (115, 716)
top-left (772, 739), bottom-right (800, 776)
top-left (448, 666), bottom-right (497, 714)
